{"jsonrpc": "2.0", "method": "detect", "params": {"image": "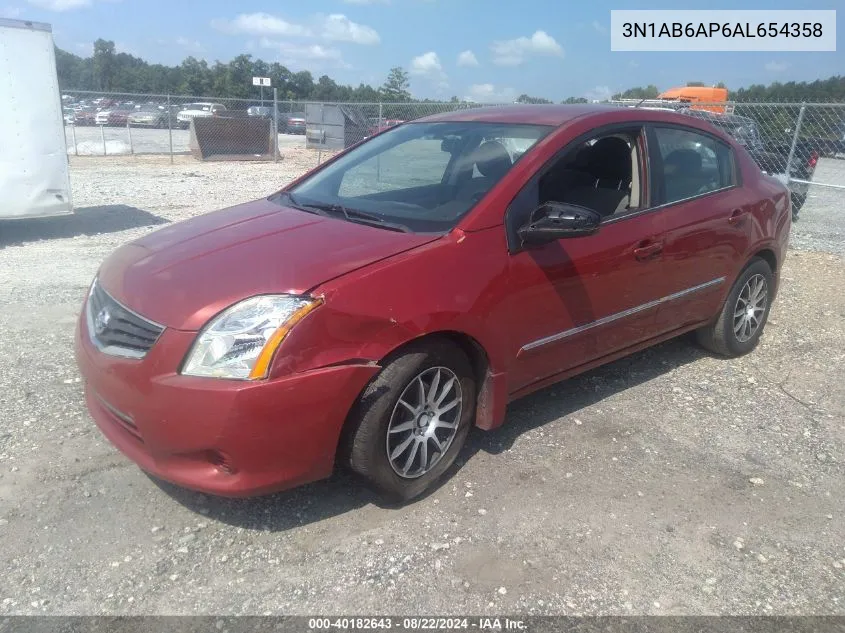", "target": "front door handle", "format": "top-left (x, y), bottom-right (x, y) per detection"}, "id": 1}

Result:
top-left (634, 242), bottom-right (663, 261)
top-left (728, 208), bottom-right (749, 225)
